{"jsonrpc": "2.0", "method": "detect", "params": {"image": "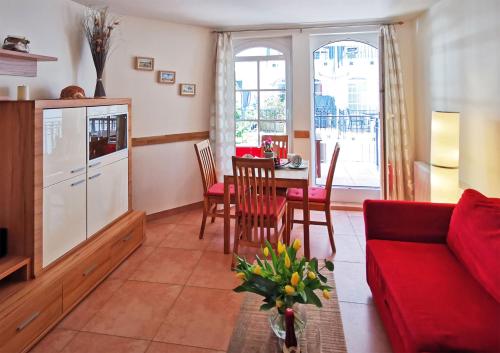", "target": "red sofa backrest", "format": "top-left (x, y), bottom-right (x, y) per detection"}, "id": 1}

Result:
top-left (447, 189), bottom-right (500, 302)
